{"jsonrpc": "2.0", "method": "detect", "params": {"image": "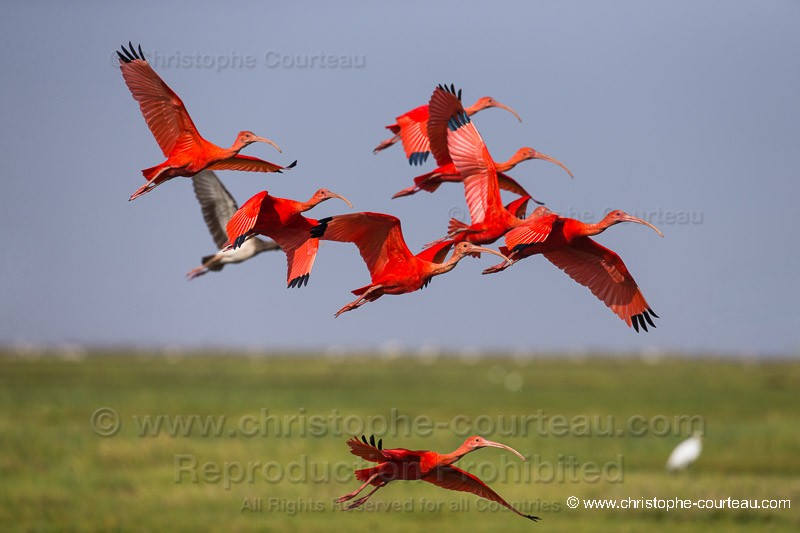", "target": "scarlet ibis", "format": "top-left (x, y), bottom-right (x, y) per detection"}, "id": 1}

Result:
top-left (483, 207), bottom-right (664, 332)
top-left (309, 212), bottom-right (509, 316)
top-left (337, 434), bottom-right (539, 521)
top-left (185, 170), bottom-right (280, 280)
top-left (373, 94), bottom-right (521, 165)
top-left (392, 147), bottom-right (573, 200)
top-left (117, 43), bottom-right (295, 200)
top-left (225, 189), bottom-right (352, 288)
top-left (426, 85), bottom-right (571, 246)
